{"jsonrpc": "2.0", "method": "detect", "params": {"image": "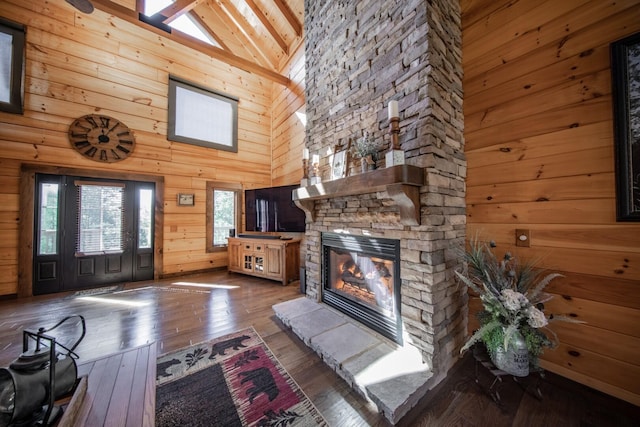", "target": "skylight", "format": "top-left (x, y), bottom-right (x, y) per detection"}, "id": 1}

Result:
top-left (144, 0), bottom-right (172, 15)
top-left (143, 0), bottom-right (217, 47)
